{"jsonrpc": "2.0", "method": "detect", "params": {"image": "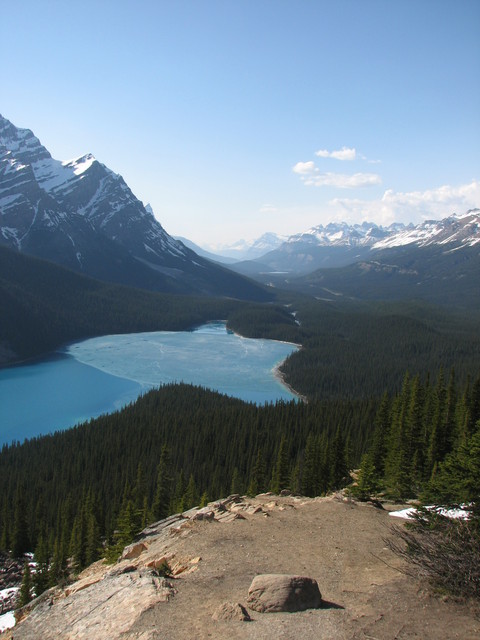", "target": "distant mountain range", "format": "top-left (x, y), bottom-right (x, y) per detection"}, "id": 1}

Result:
top-left (2, 113), bottom-right (478, 310)
top-left (225, 213), bottom-right (480, 276)
top-left (229, 211), bottom-right (478, 309)
top-left (0, 114), bottom-right (269, 301)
